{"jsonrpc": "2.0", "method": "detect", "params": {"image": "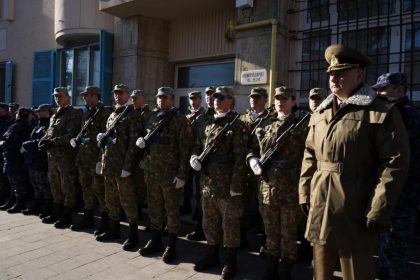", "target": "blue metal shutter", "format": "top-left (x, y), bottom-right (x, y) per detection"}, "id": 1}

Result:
top-left (32, 50), bottom-right (56, 106)
top-left (4, 61), bottom-right (13, 103)
top-left (100, 30), bottom-right (114, 106)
